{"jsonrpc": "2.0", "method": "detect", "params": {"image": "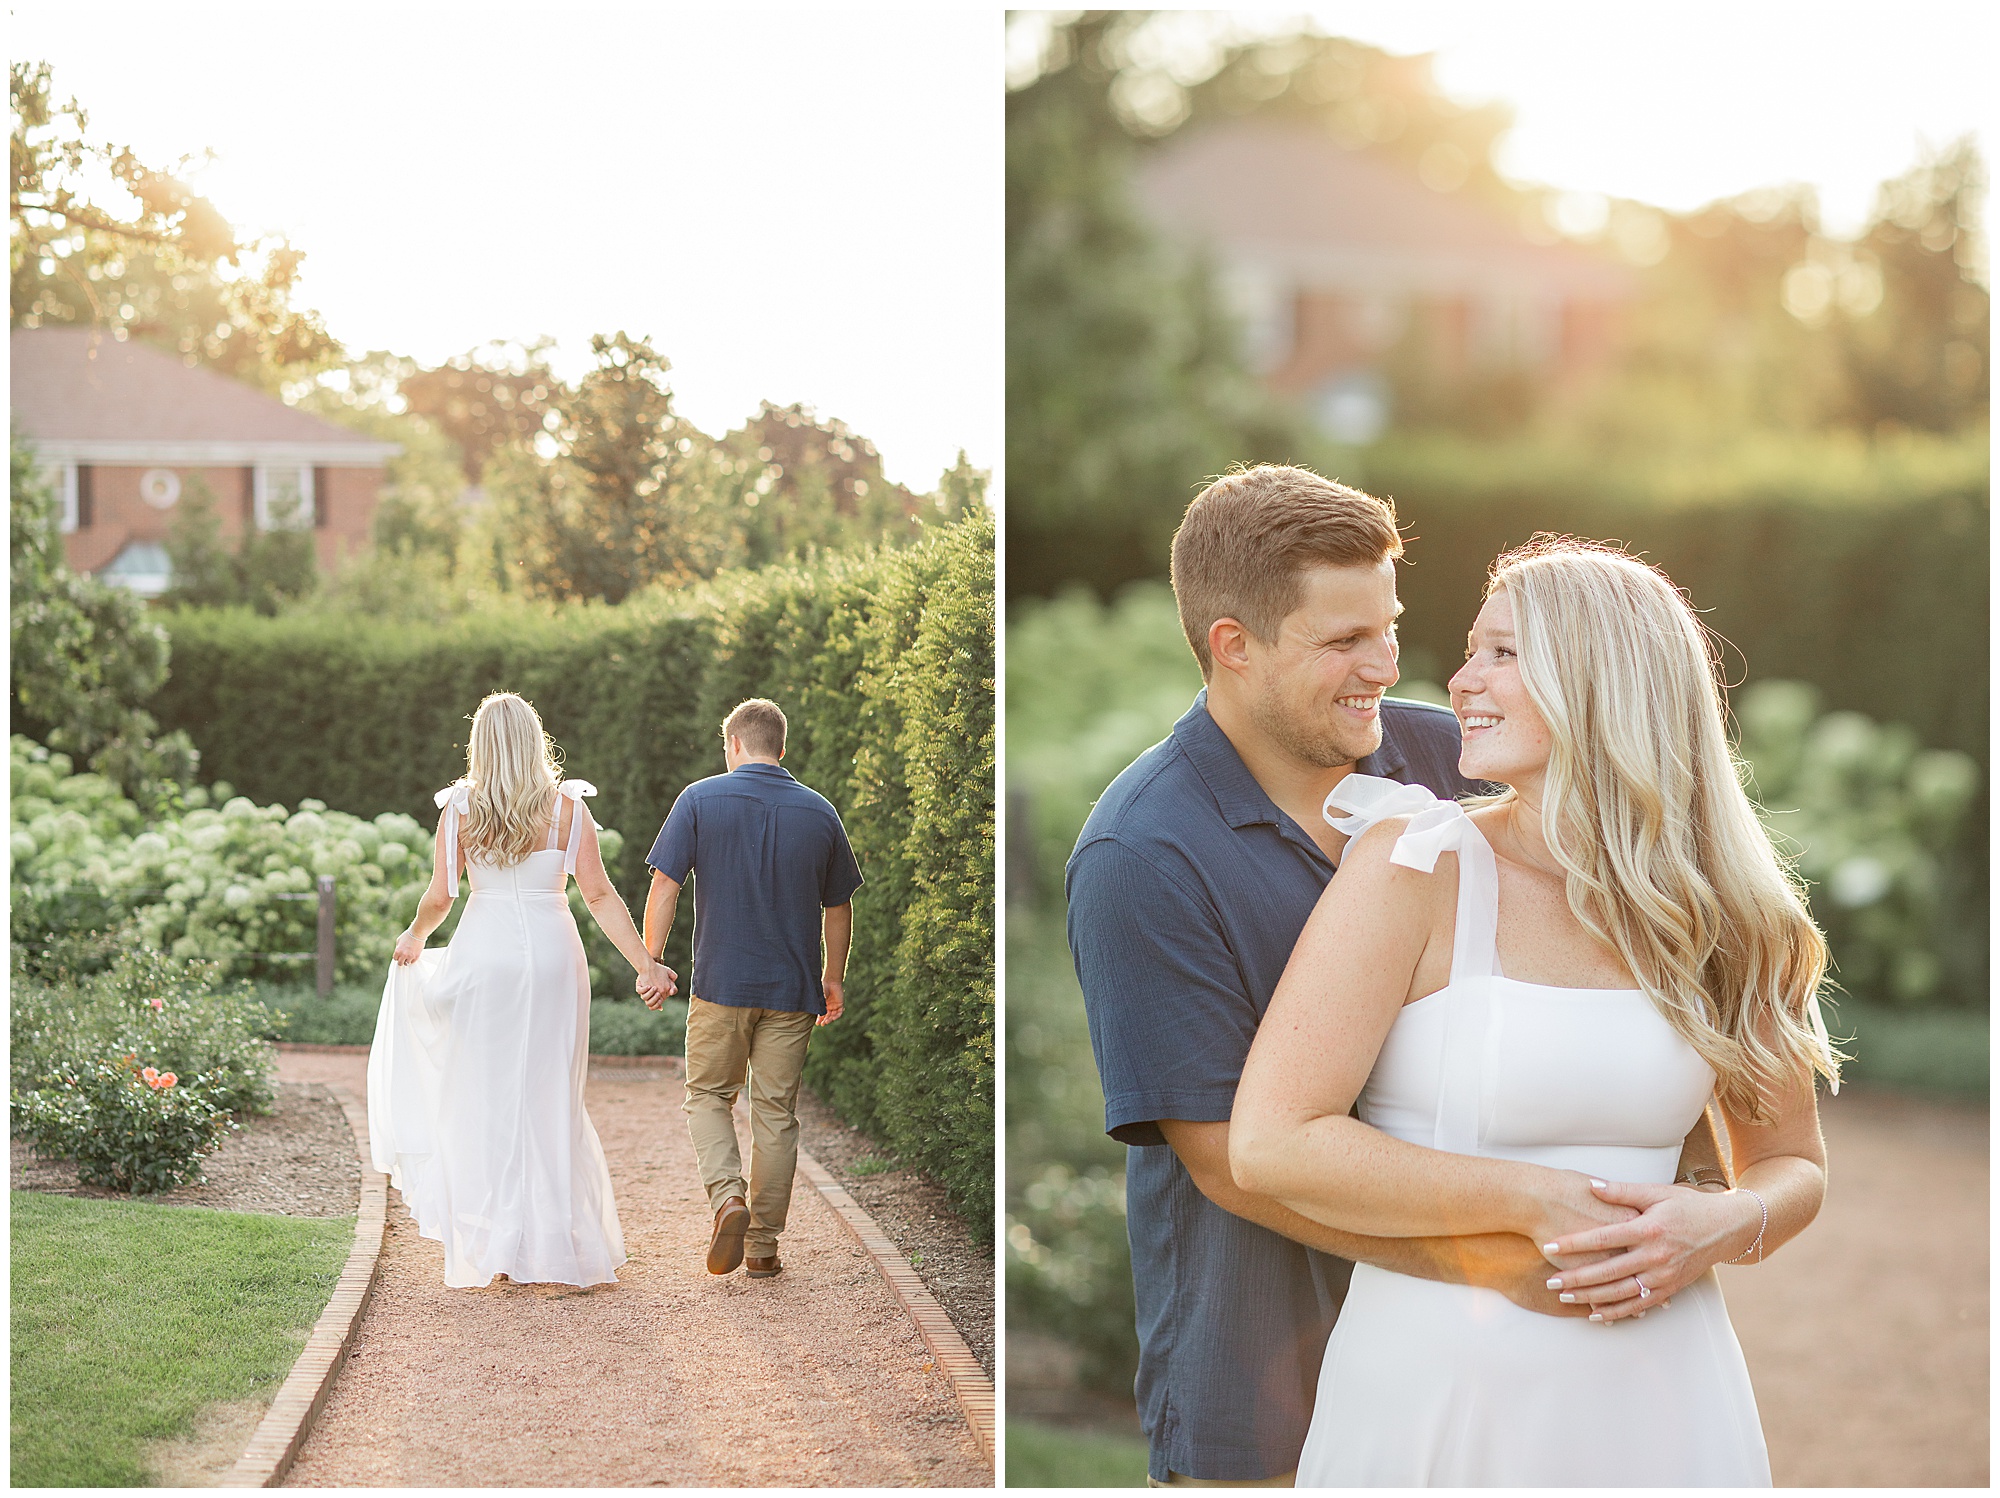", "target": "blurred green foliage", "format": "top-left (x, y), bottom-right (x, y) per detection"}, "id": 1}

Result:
top-left (1737, 681), bottom-right (1983, 1009)
top-left (1006, 1419), bottom-right (1150, 1487)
